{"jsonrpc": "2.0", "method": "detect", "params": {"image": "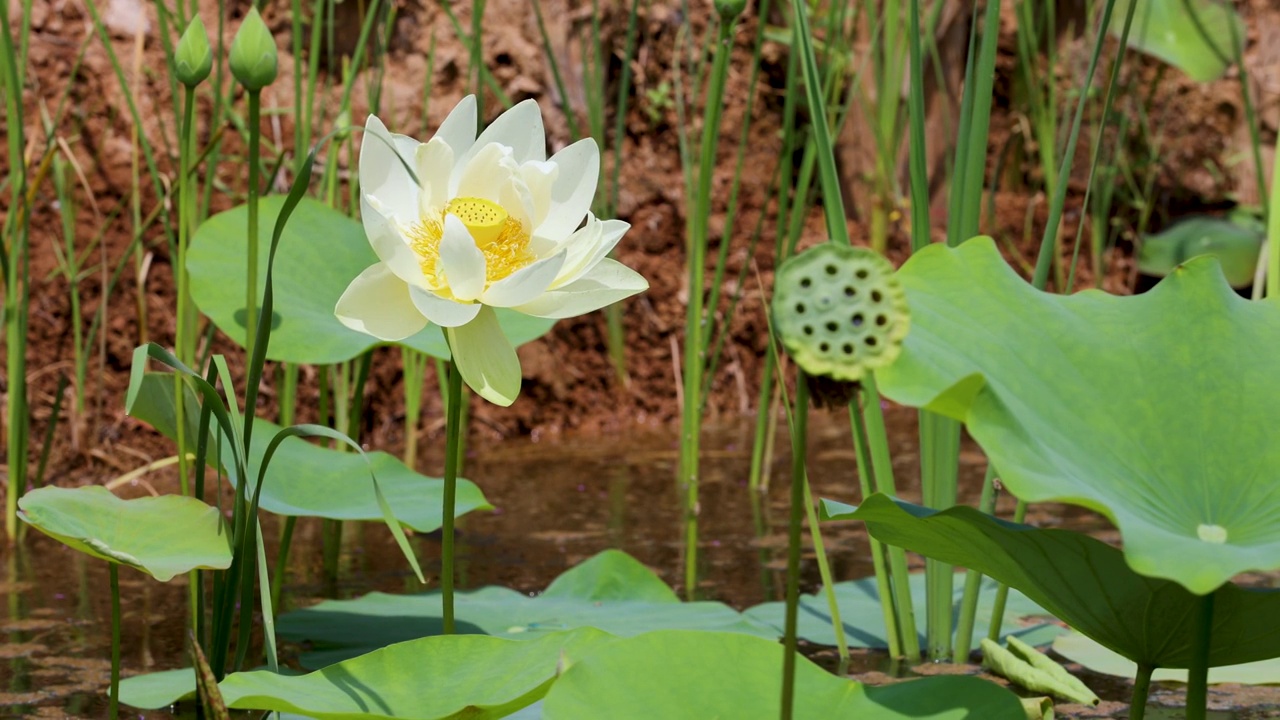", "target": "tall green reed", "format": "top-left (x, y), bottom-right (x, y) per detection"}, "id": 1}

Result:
top-left (1, 0), bottom-right (32, 544)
